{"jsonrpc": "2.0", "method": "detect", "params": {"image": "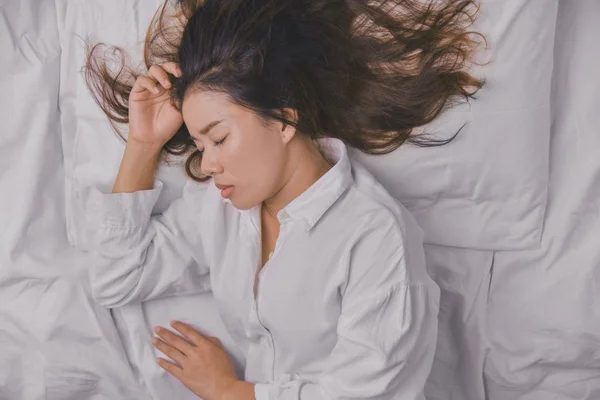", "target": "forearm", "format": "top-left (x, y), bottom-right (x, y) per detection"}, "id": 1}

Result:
top-left (82, 139), bottom-right (212, 307)
top-left (113, 139), bottom-right (162, 193)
